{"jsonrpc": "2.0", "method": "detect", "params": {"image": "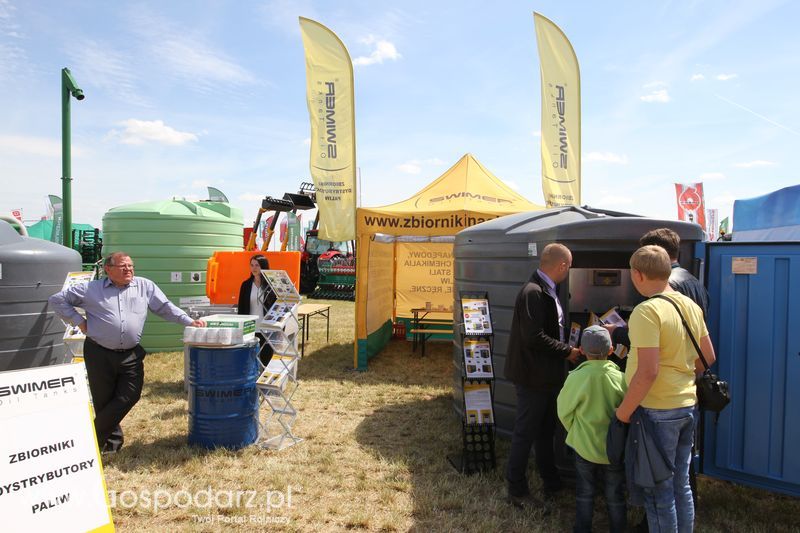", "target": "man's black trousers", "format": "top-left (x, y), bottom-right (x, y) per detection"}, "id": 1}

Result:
top-left (83, 337), bottom-right (145, 452)
top-left (506, 384), bottom-right (562, 497)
